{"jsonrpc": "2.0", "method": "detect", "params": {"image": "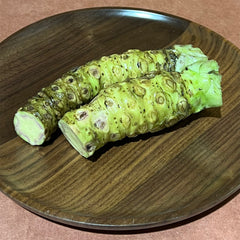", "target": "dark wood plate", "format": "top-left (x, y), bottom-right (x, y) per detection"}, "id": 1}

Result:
top-left (0, 7), bottom-right (240, 231)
